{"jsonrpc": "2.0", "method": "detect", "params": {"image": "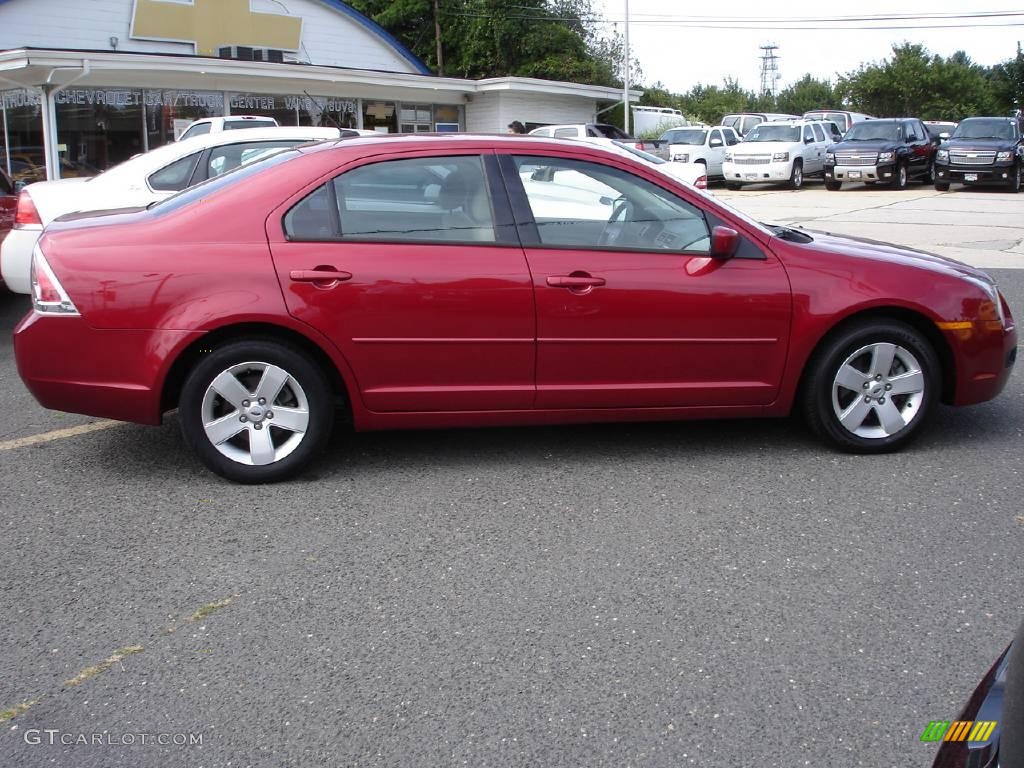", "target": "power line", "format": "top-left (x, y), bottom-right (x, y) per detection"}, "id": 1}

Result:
top-left (438, 10), bottom-right (1024, 31)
